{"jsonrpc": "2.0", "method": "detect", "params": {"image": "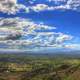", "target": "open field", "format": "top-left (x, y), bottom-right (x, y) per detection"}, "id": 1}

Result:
top-left (0, 53), bottom-right (80, 80)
